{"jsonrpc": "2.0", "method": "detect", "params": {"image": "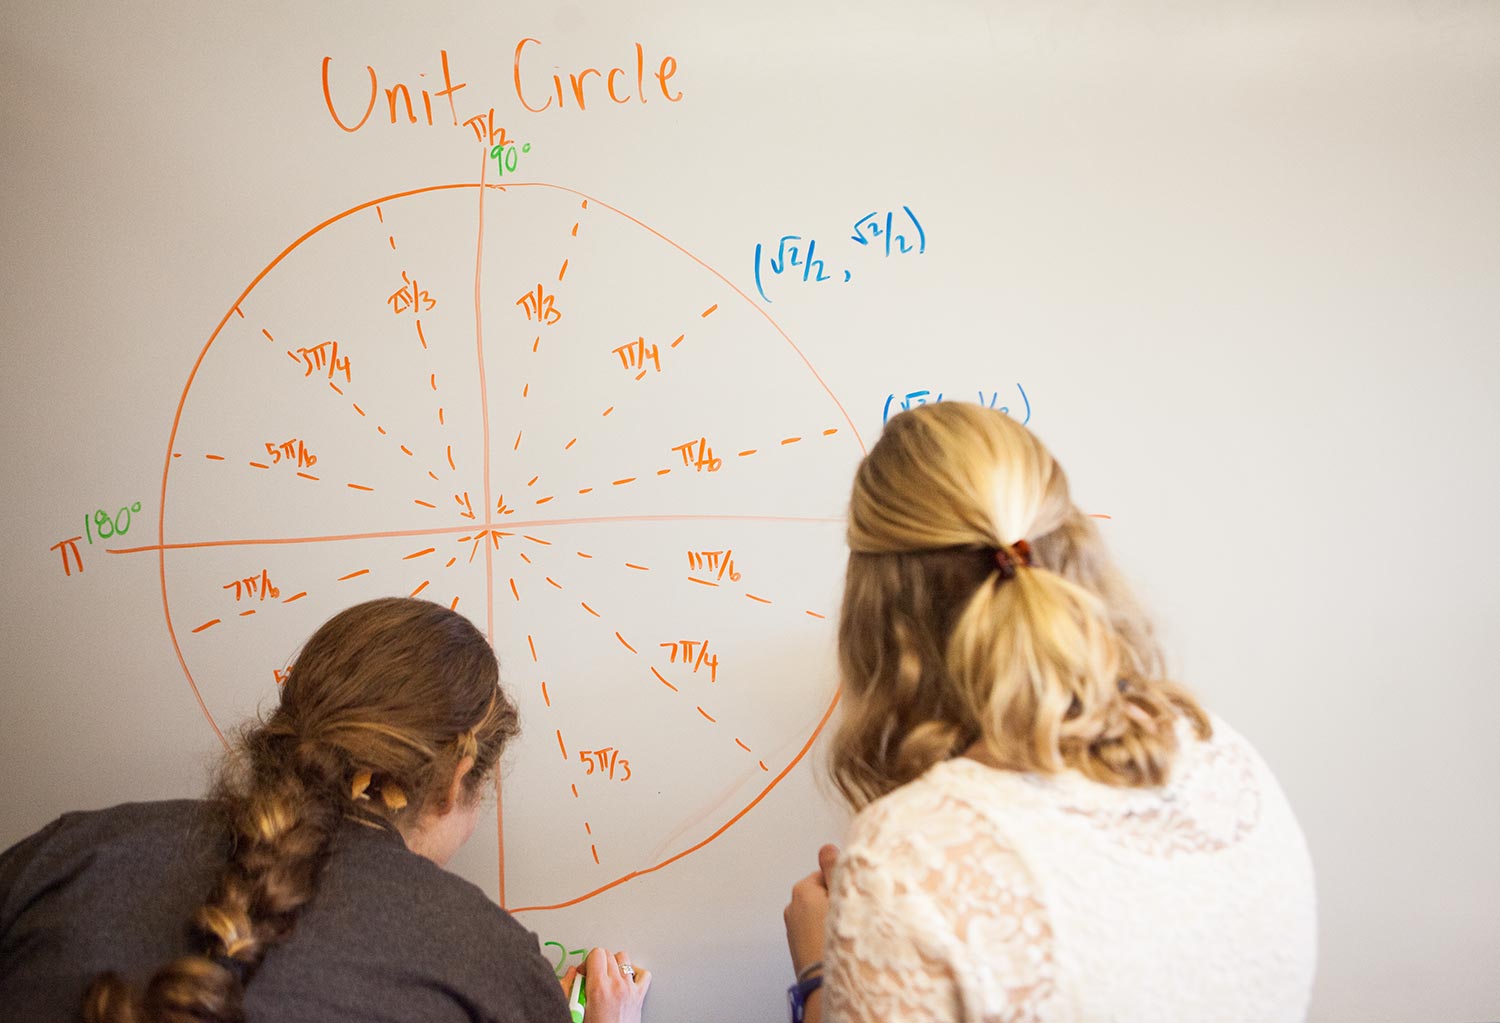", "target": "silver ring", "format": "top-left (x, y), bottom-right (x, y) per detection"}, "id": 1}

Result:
top-left (619, 963), bottom-right (636, 980)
